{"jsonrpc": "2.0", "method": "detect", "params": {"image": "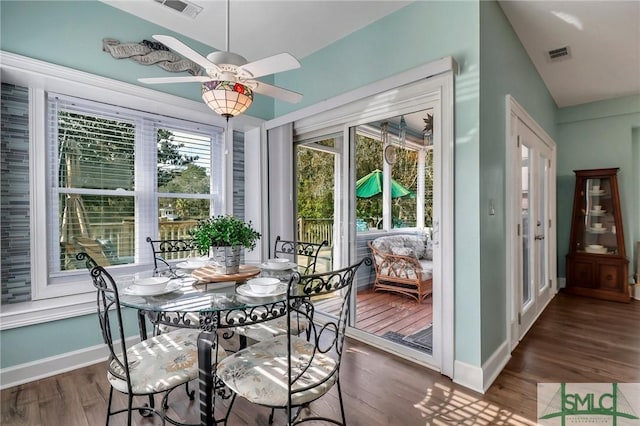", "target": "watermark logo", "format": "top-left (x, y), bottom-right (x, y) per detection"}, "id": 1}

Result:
top-left (538, 383), bottom-right (640, 425)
